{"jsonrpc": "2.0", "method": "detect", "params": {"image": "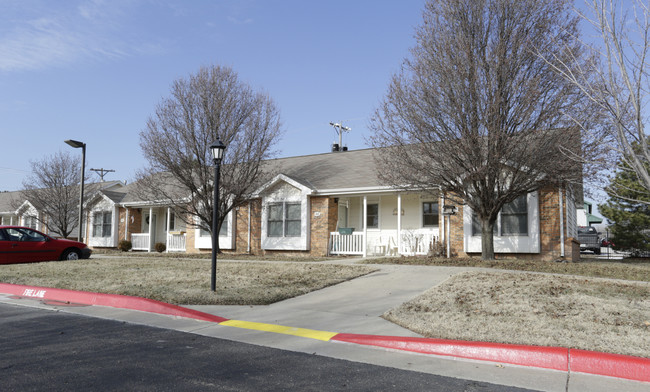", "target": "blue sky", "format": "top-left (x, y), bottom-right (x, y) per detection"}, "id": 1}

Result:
top-left (0, 0), bottom-right (425, 191)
